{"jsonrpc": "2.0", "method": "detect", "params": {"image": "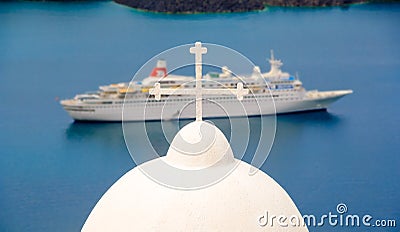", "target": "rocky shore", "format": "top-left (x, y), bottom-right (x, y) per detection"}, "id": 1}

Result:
top-left (23, 0), bottom-right (399, 13)
top-left (114, 0), bottom-right (265, 13)
top-left (113, 0), bottom-right (380, 13)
